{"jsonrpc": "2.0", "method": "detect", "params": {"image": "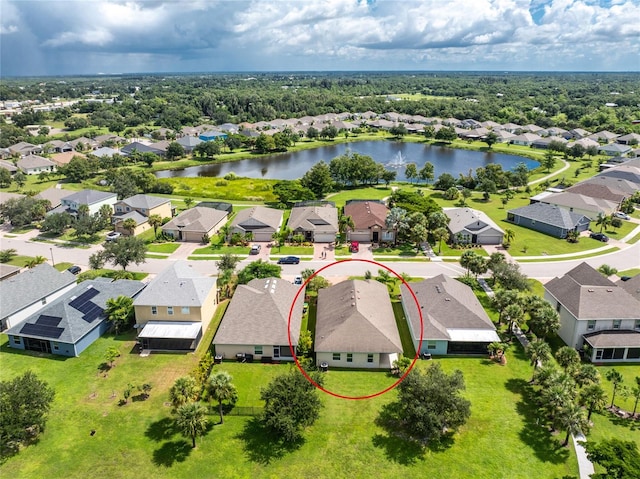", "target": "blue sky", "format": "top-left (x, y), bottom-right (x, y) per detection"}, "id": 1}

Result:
top-left (1, 0), bottom-right (639, 76)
